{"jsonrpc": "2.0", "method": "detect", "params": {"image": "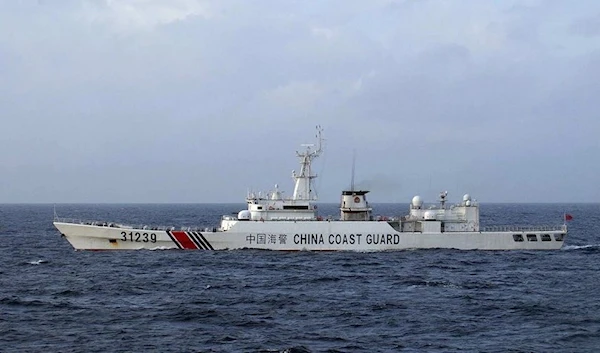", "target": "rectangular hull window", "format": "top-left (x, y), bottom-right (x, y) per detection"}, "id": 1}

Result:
top-left (541, 234), bottom-right (551, 241)
top-left (527, 234), bottom-right (538, 241)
